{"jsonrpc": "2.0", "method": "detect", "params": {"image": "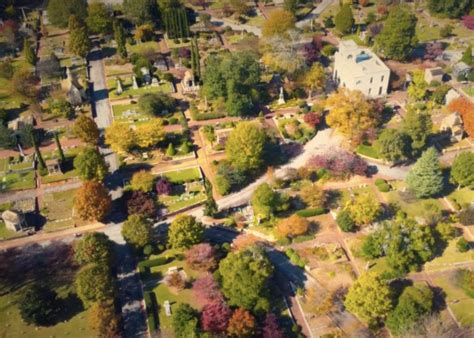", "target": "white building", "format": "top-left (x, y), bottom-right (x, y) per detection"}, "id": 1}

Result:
top-left (333, 40), bottom-right (390, 98)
